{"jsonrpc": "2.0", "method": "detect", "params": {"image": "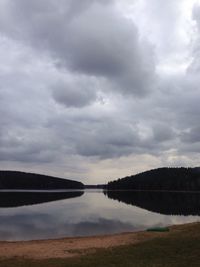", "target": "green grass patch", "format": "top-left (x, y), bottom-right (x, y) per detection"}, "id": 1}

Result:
top-left (1, 223), bottom-right (200, 267)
